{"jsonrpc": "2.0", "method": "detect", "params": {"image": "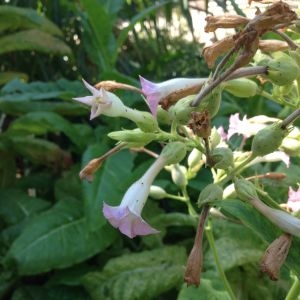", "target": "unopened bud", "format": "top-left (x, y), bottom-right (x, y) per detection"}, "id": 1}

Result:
top-left (188, 149), bottom-right (203, 170)
top-left (258, 52), bottom-right (300, 86)
top-left (134, 111), bottom-right (159, 132)
top-left (234, 178), bottom-right (259, 201)
top-left (161, 142), bottom-right (187, 165)
top-left (149, 185), bottom-right (167, 199)
top-left (108, 129), bottom-right (156, 146)
top-left (210, 147), bottom-right (234, 169)
top-left (169, 95), bottom-right (194, 125)
top-left (260, 233), bottom-right (292, 281)
top-left (171, 164), bottom-right (187, 188)
top-left (281, 127), bottom-right (300, 156)
top-left (251, 123), bottom-right (288, 157)
top-left (198, 88), bottom-right (222, 118)
top-left (156, 106), bottom-right (173, 125)
top-left (197, 183), bottom-right (223, 207)
top-left (223, 78), bottom-right (258, 98)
